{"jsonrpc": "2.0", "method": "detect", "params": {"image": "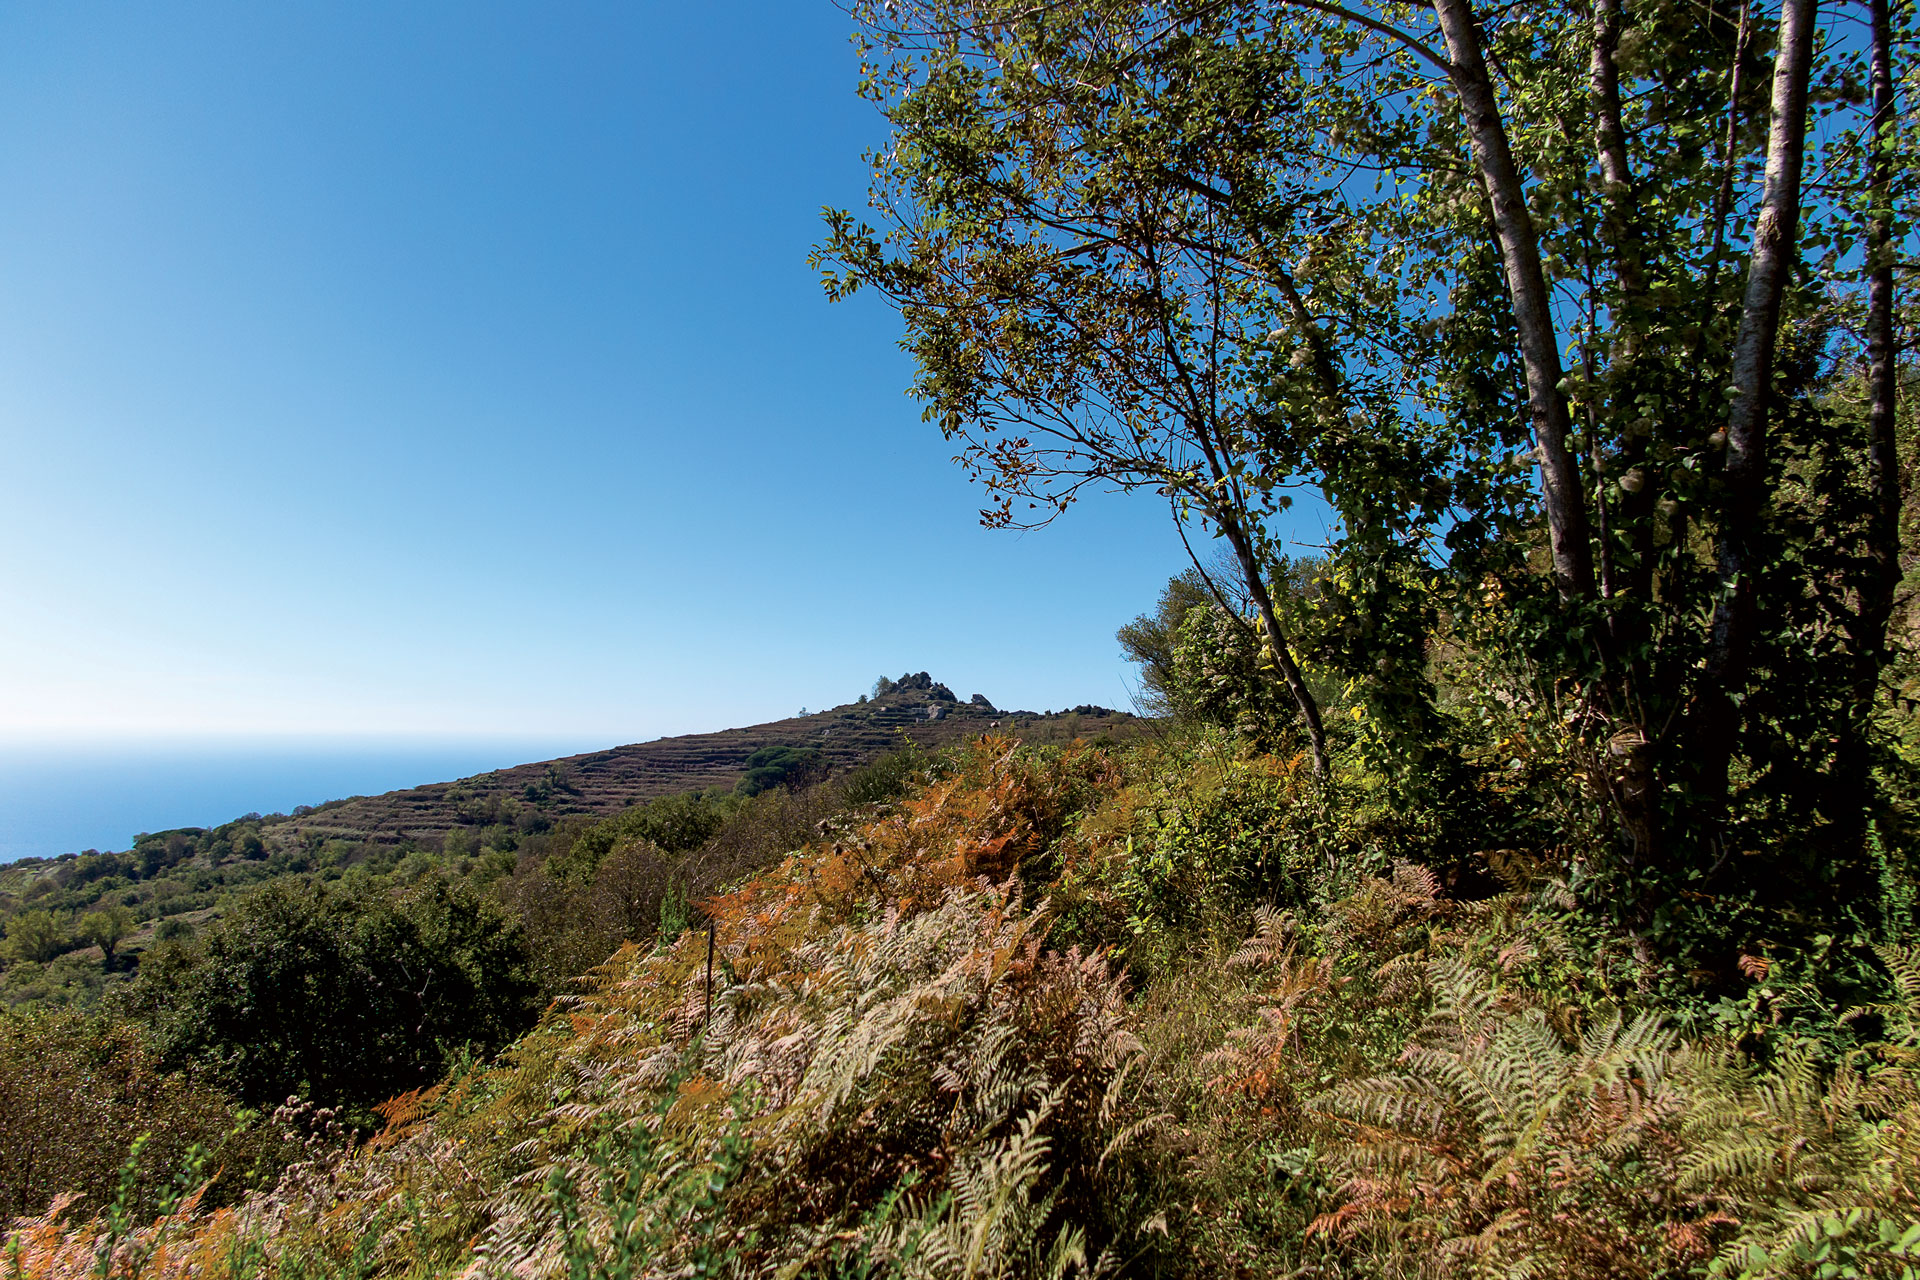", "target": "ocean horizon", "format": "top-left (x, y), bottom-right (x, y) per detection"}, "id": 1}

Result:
top-left (0, 736), bottom-right (613, 863)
